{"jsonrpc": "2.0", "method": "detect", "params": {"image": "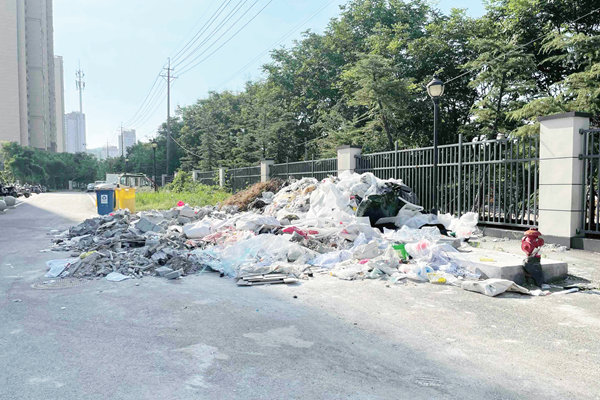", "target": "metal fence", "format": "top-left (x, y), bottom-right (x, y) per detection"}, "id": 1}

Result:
top-left (357, 135), bottom-right (540, 228)
top-left (193, 170), bottom-right (217, 186)
top-left (581, 128), bottom-right (600, 235)
top-left (227, 165), bottom-right (261, 193)
top-left (270, 158), bottom-right (337, 181)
